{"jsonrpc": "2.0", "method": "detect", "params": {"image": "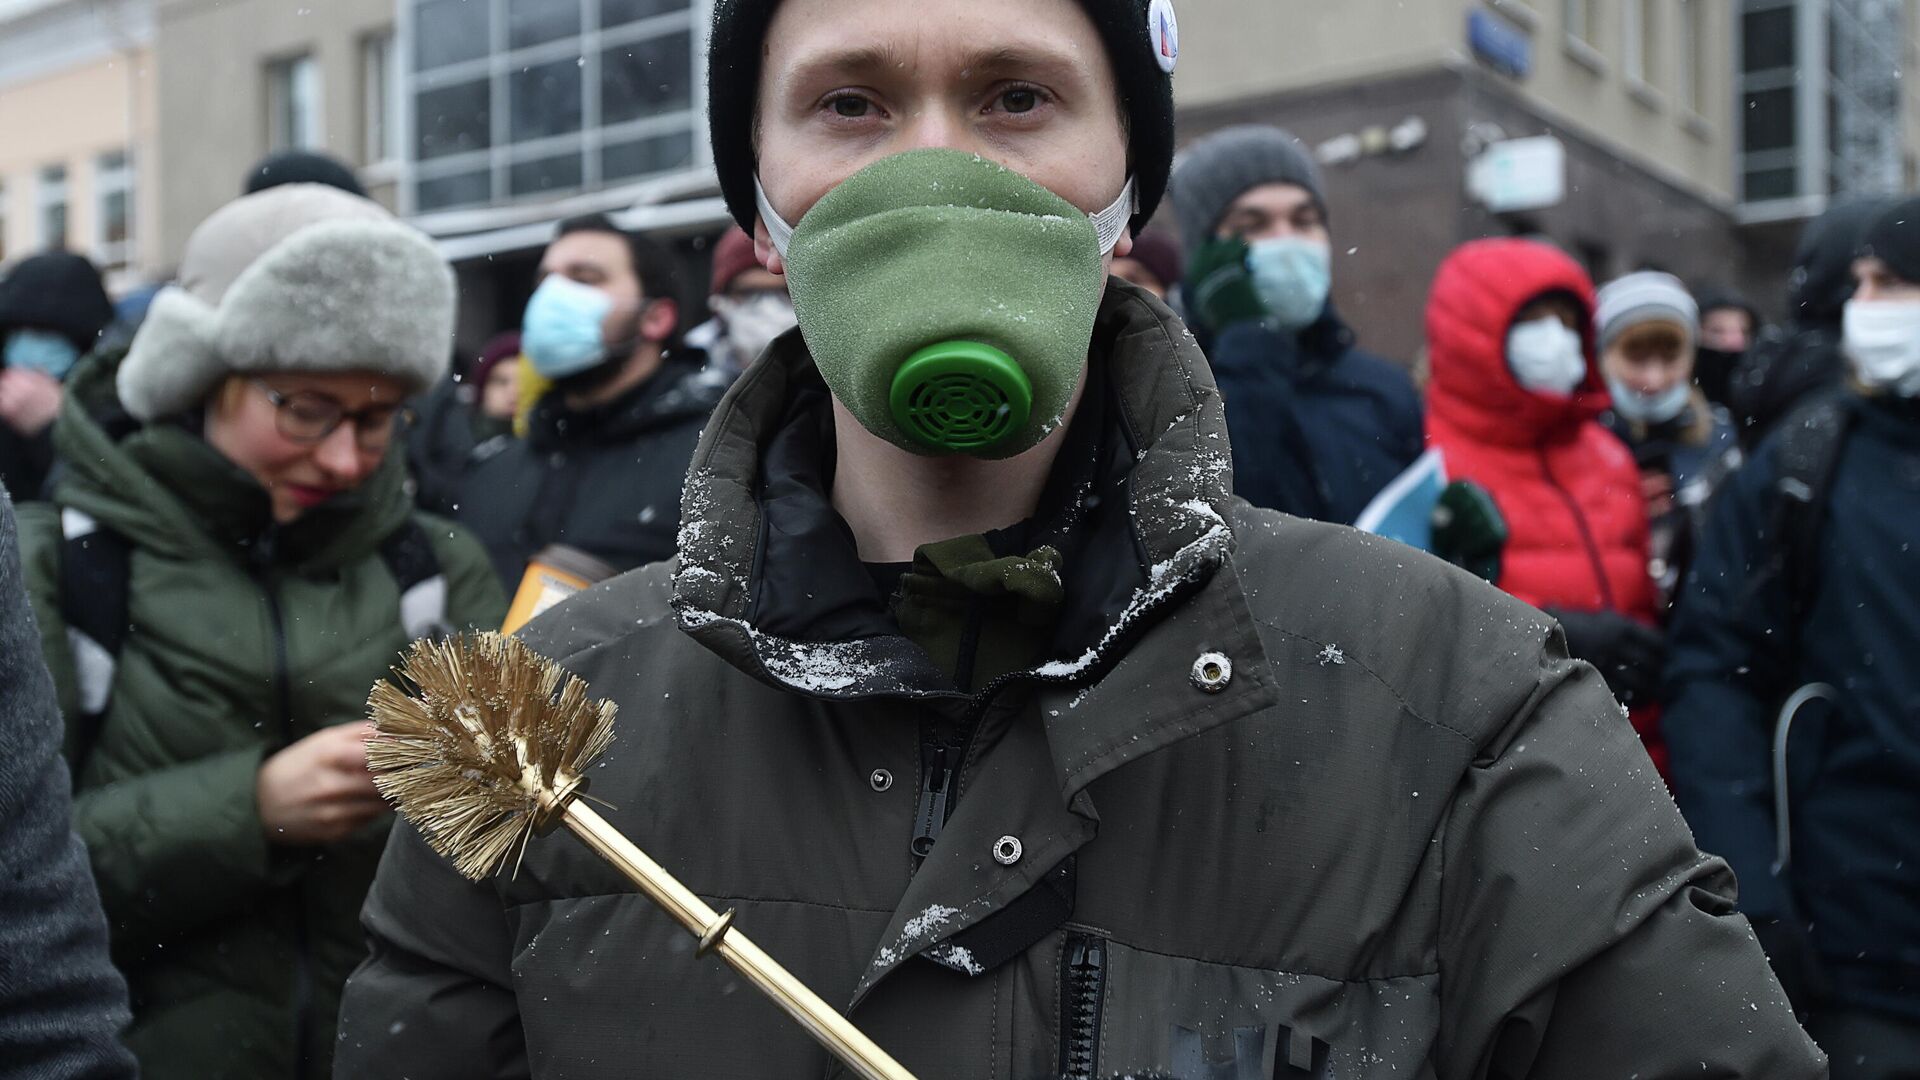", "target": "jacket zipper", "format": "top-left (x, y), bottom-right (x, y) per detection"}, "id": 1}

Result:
top-left (909, 743), bottom-right (955, 858)
top-left (1537, 447), bottom-right (1617, 610)
top-left (251, 532), bottom-right (311, 1079)
top-left (1059, 934), bottom-right (1107, 1080)
top-left (906, 568), bottom-right (1211, 859)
